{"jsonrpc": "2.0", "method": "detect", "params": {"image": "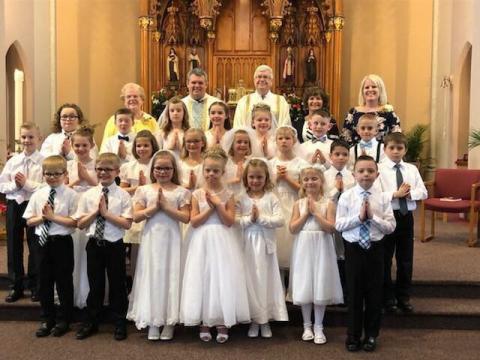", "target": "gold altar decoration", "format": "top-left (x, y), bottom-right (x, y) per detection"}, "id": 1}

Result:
top-left (140, 0), bottom-right (344, 120)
